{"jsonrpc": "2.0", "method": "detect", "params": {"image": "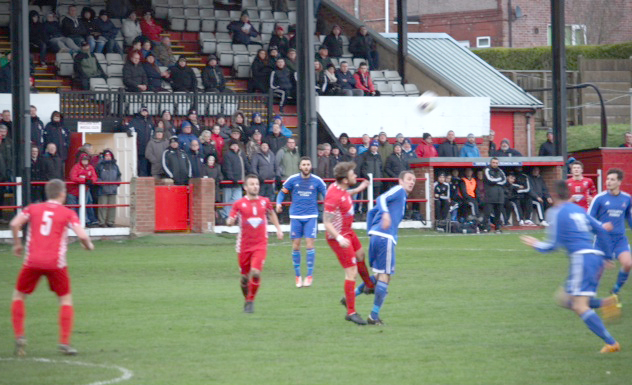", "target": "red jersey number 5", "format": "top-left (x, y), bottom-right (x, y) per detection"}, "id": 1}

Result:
top-left (40, 211), bottom-right (54, 236)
